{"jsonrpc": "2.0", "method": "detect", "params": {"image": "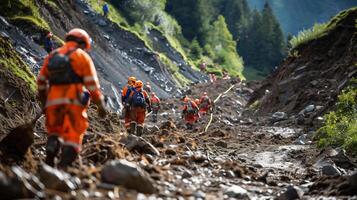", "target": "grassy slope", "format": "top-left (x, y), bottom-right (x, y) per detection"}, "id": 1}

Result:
top-left (289, 7), bottom-right (357, 49)
top-left (0, 37), bottom-right (36, 91)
